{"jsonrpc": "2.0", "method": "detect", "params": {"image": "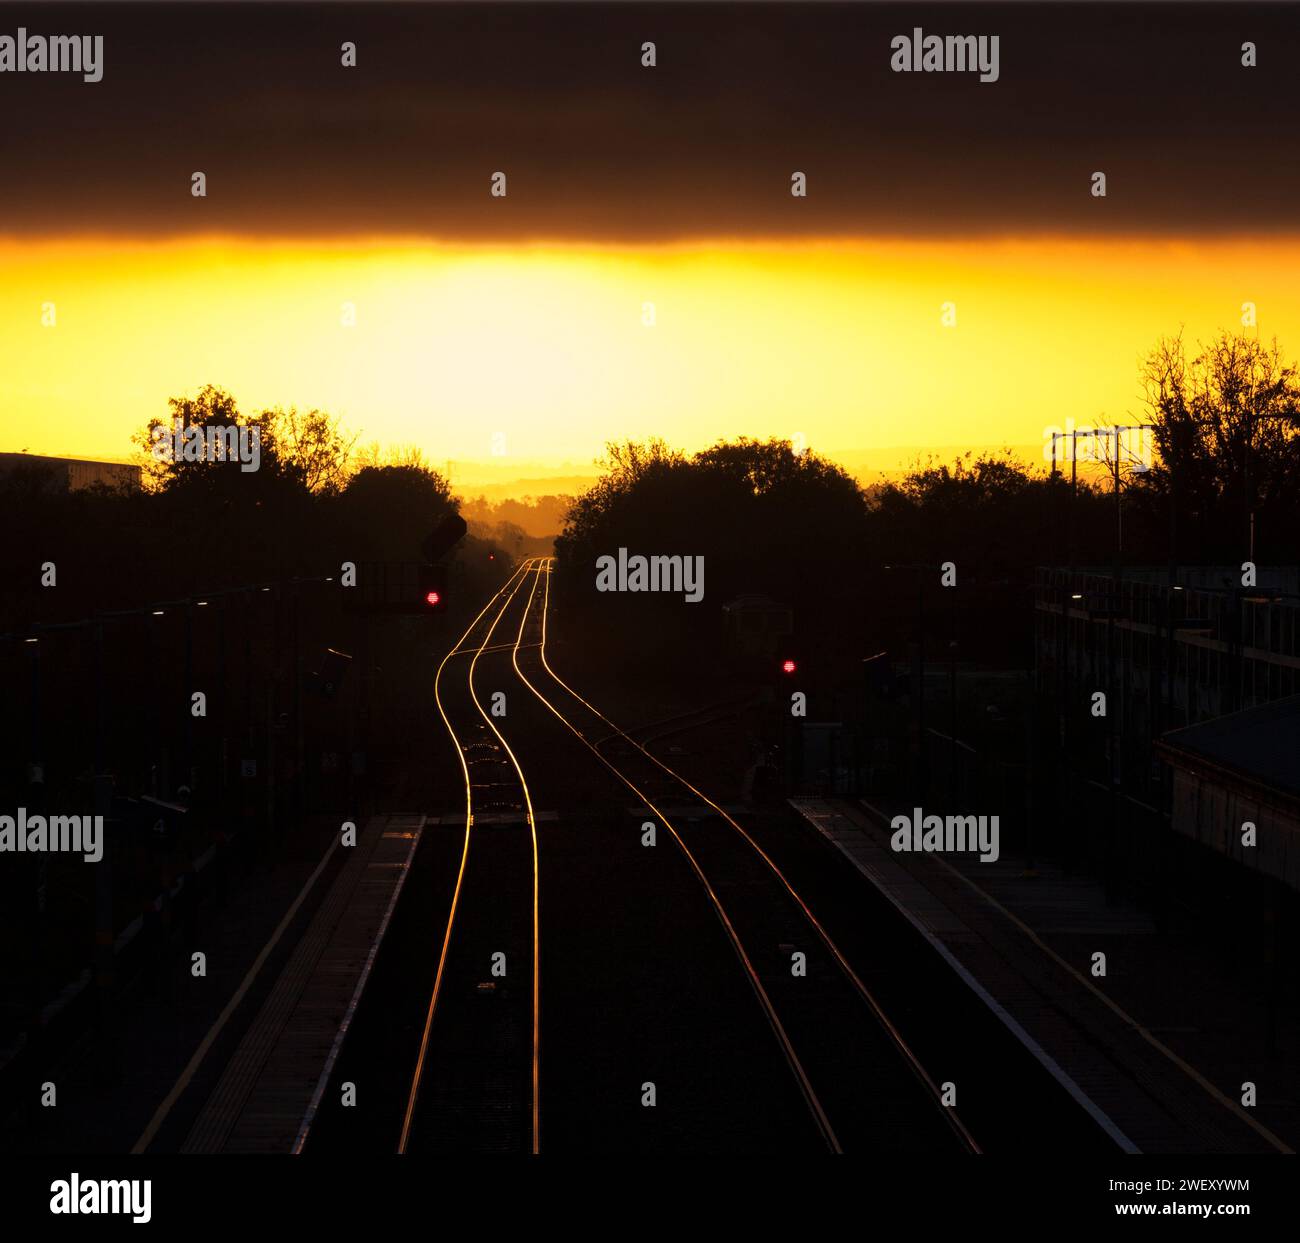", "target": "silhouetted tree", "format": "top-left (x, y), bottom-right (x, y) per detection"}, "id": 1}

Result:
top-left (870, 451), bottom-right (1095, 574)
top-left (269, 405), bottom-right (357, 495)
top-left (135, 385), bottom-right (279, 493)
top-left (1135, 331), bottom-right (1300, 561)
top-left (136, 386), bottom-right (355, 498)
top-left (337, 463), bottom-right (458, 562)
top-left (555, 437), bottom-right (868, 668)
